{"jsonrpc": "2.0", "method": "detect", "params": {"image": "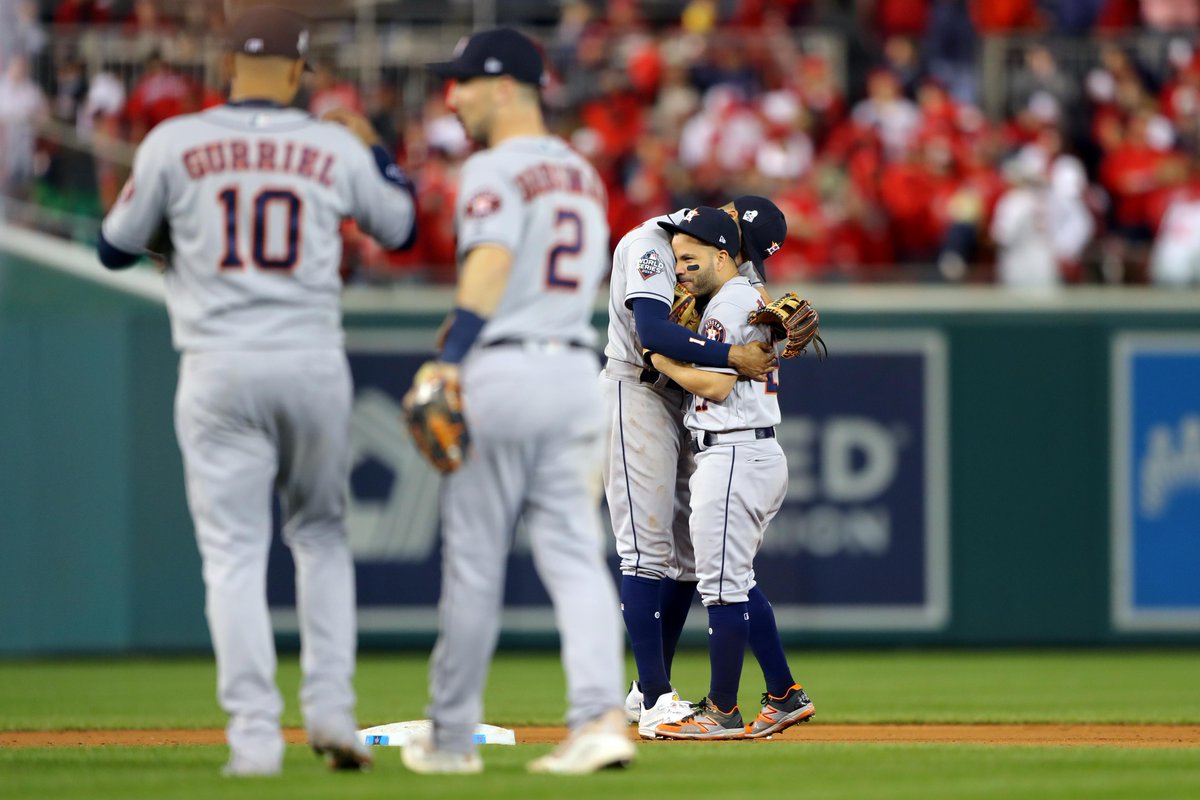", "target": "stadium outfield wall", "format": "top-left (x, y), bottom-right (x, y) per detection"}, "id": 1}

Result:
top-left (2, 224), bottom-right (1199, 655)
